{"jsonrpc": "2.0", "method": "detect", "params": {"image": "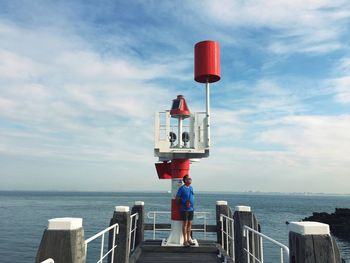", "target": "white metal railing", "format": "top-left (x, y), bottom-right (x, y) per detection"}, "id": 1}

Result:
top-left (41, 259), bottom-right (54, 263)
top-left (147, 211), bottom-right (211, 239)
top-left (219, 214), bottom-right (235, 260)
top-left (243, 225), bottom-right (289, 263)
top-left (85, 223), bottom-right (119, 263)
top-left (129, 212), bottom-right (139, 253)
